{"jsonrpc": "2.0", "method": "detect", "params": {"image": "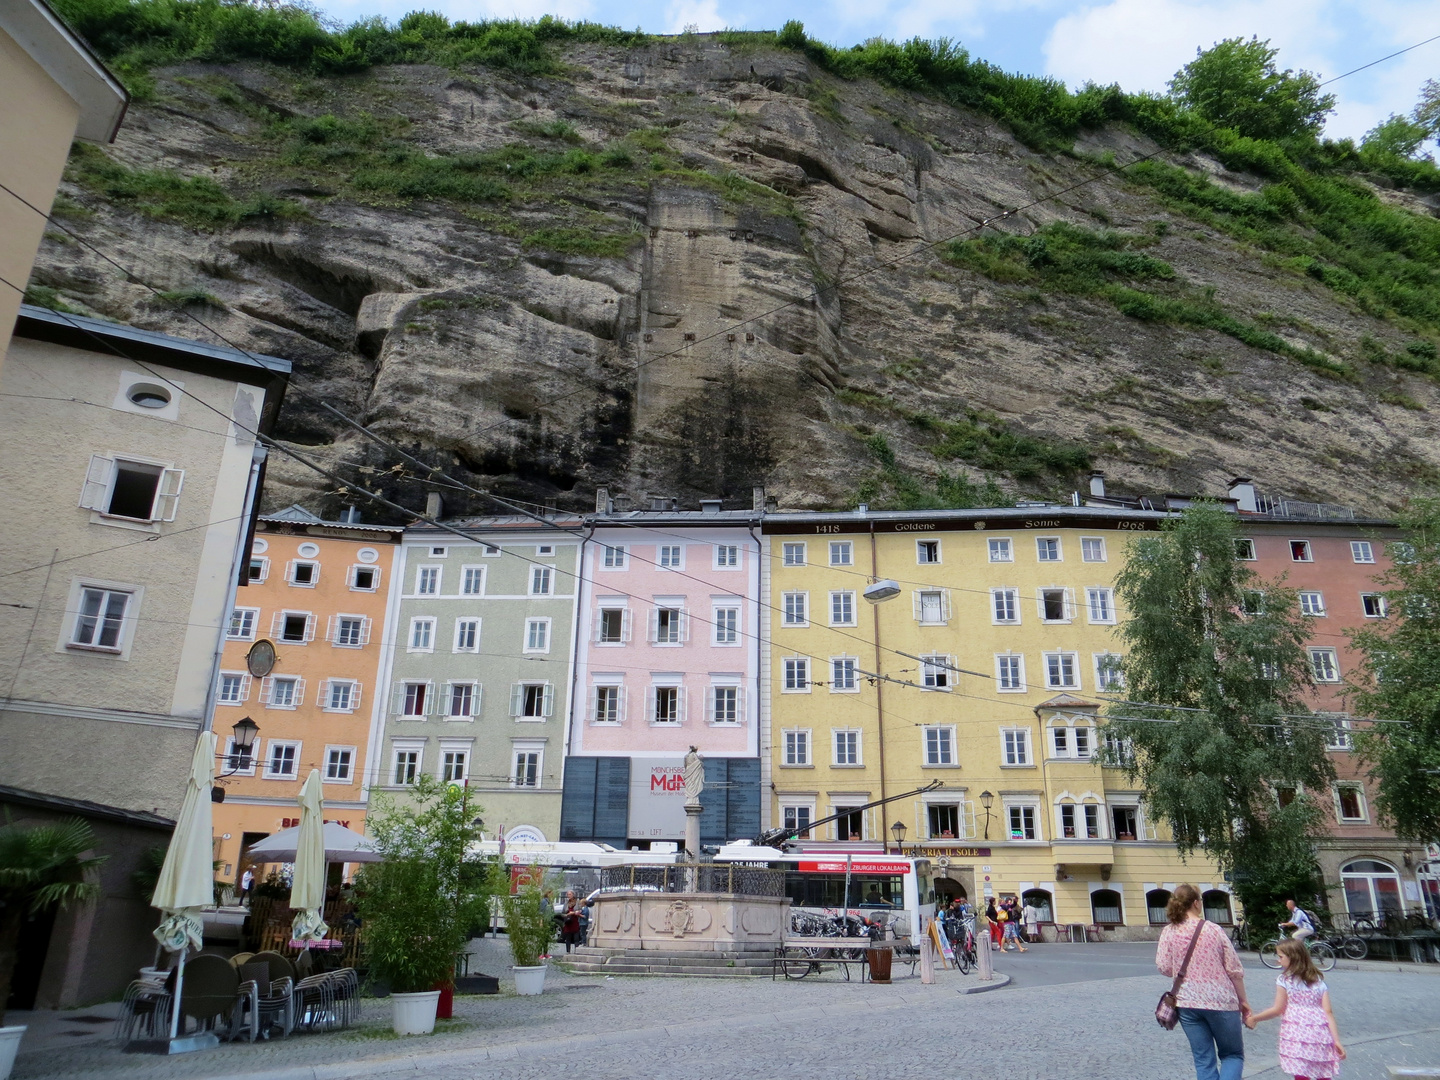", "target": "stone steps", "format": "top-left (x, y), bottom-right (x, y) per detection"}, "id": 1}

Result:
top-left (564, 946), bottom-right (775, 978)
